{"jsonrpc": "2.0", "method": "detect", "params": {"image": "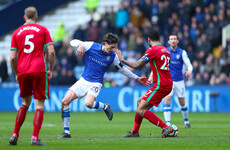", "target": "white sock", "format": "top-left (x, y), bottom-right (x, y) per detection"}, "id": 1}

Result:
top-left (163, 104), bottom-right (171, 125)
top-left (63, 106), bottom-right (70, 134)
top-left (181, 105), bottom-right (189, 124)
